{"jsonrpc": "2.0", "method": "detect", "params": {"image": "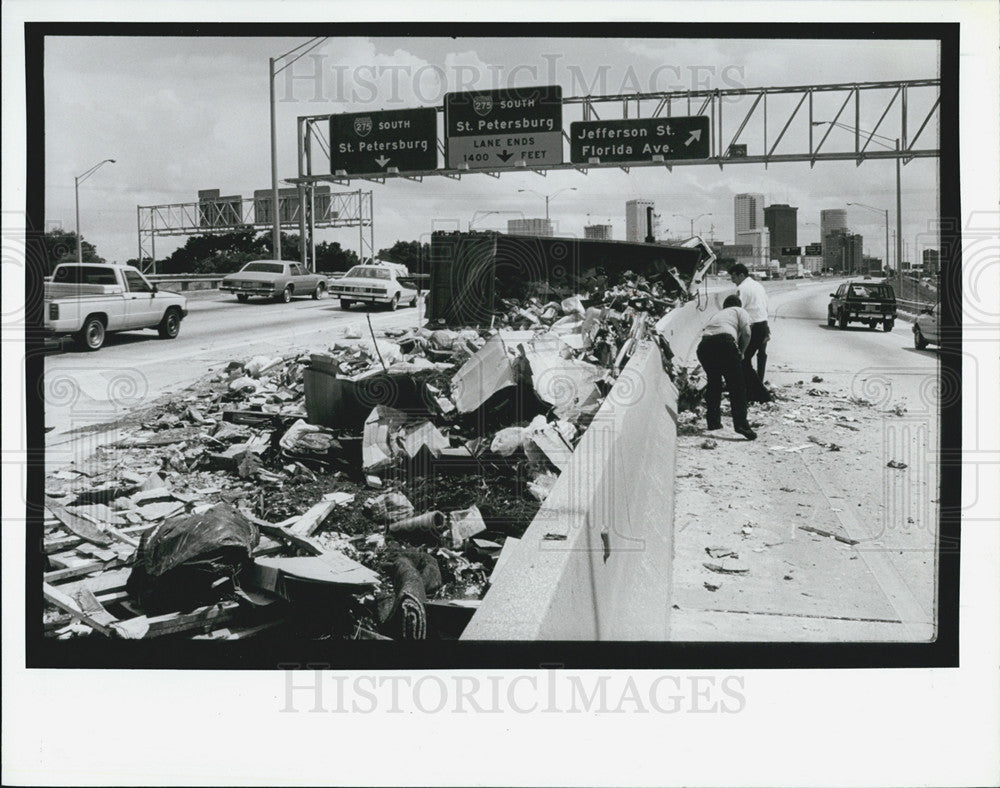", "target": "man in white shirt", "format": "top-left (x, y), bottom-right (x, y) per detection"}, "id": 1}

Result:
top-left (695, 294), bottom-right (757, 440)
top-left (729, 263), bottom-right (772, 403)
